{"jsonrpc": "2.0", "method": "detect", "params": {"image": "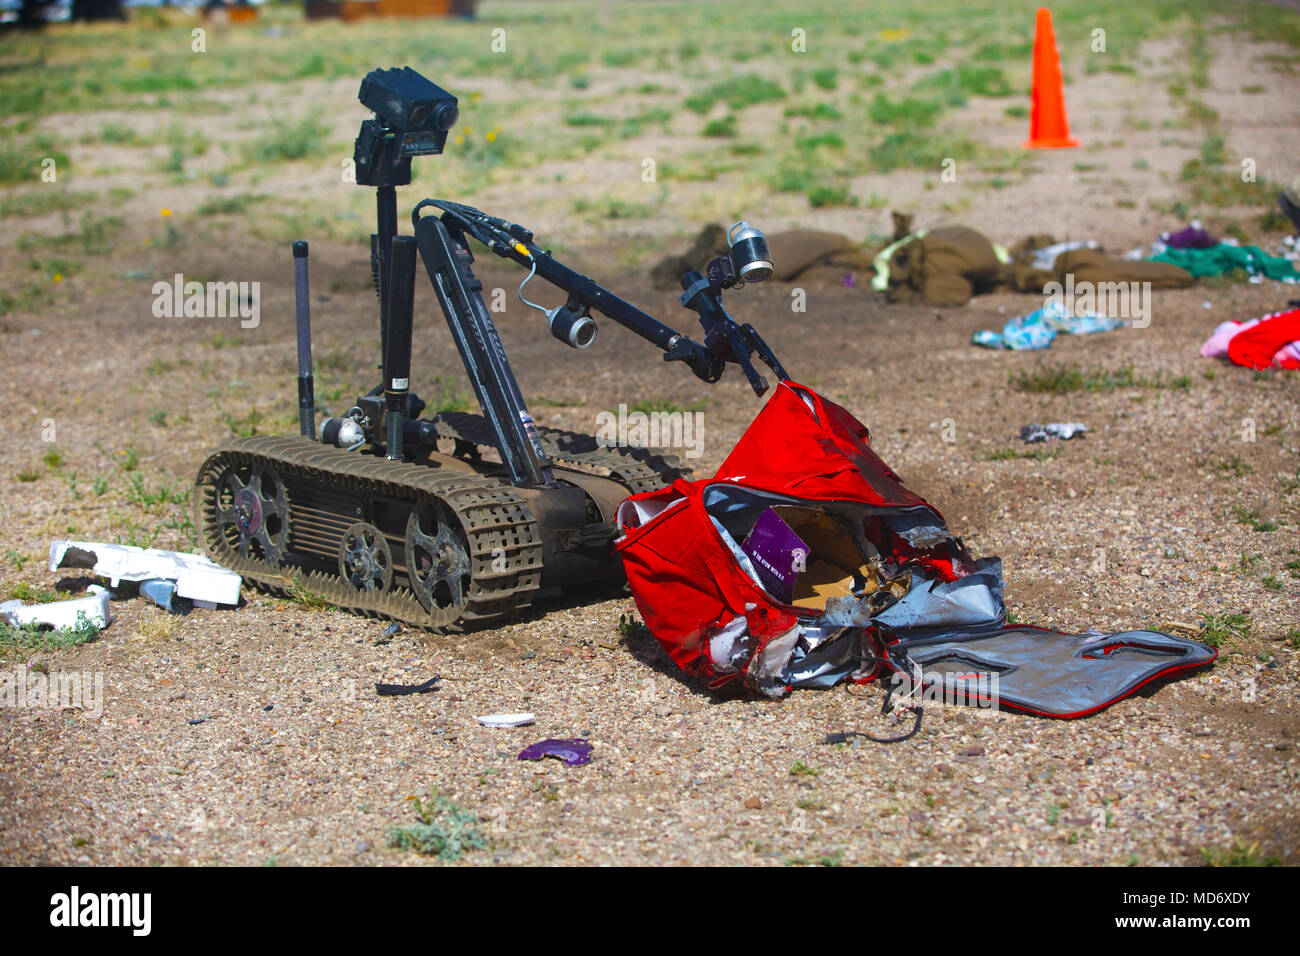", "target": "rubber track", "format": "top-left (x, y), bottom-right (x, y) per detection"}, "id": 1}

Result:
top-left (194, 435), bottom-right (543, 632)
